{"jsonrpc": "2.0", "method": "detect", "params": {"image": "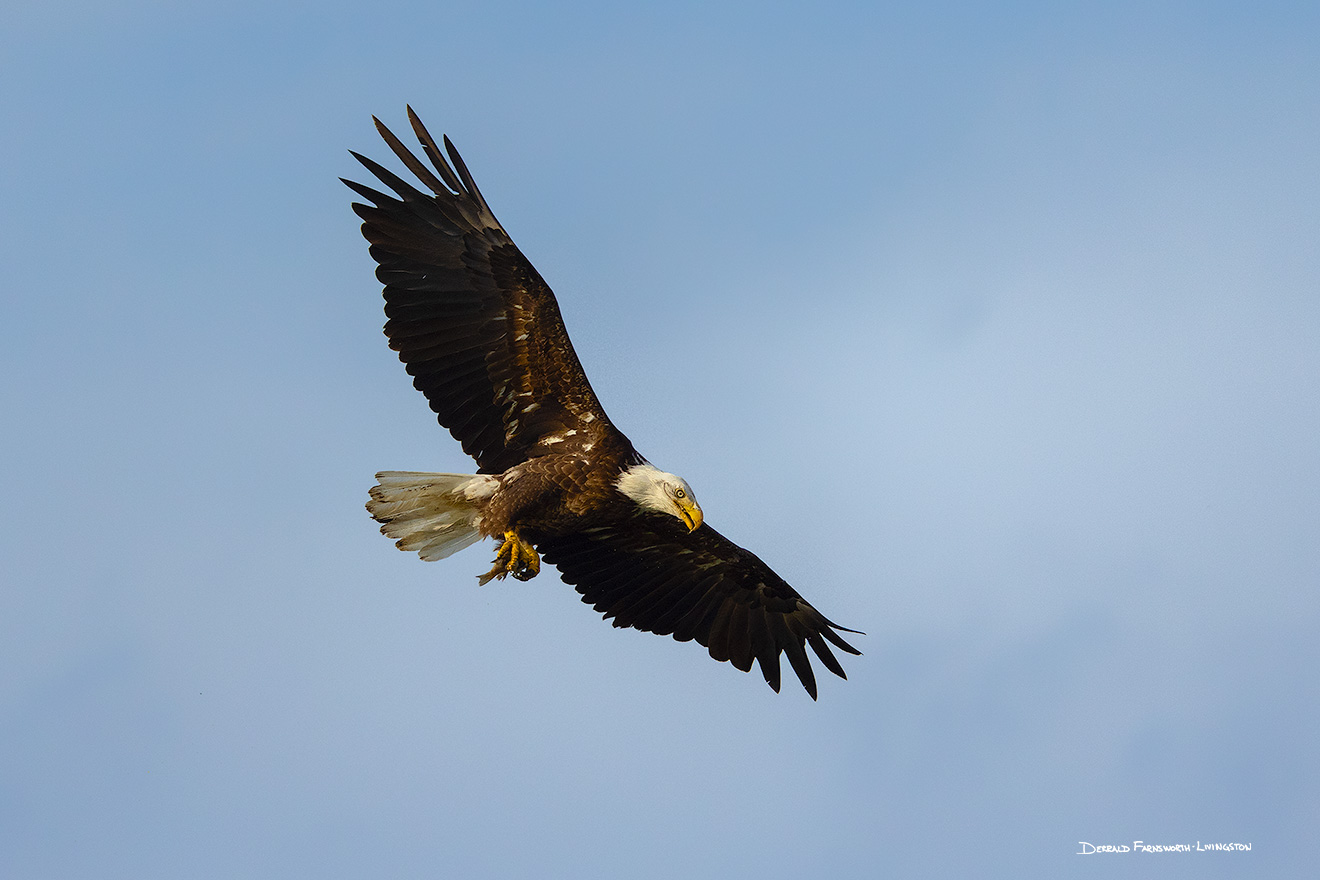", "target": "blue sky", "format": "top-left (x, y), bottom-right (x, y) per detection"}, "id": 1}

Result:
top-left (3, 1), bottom-right (1317, 876)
